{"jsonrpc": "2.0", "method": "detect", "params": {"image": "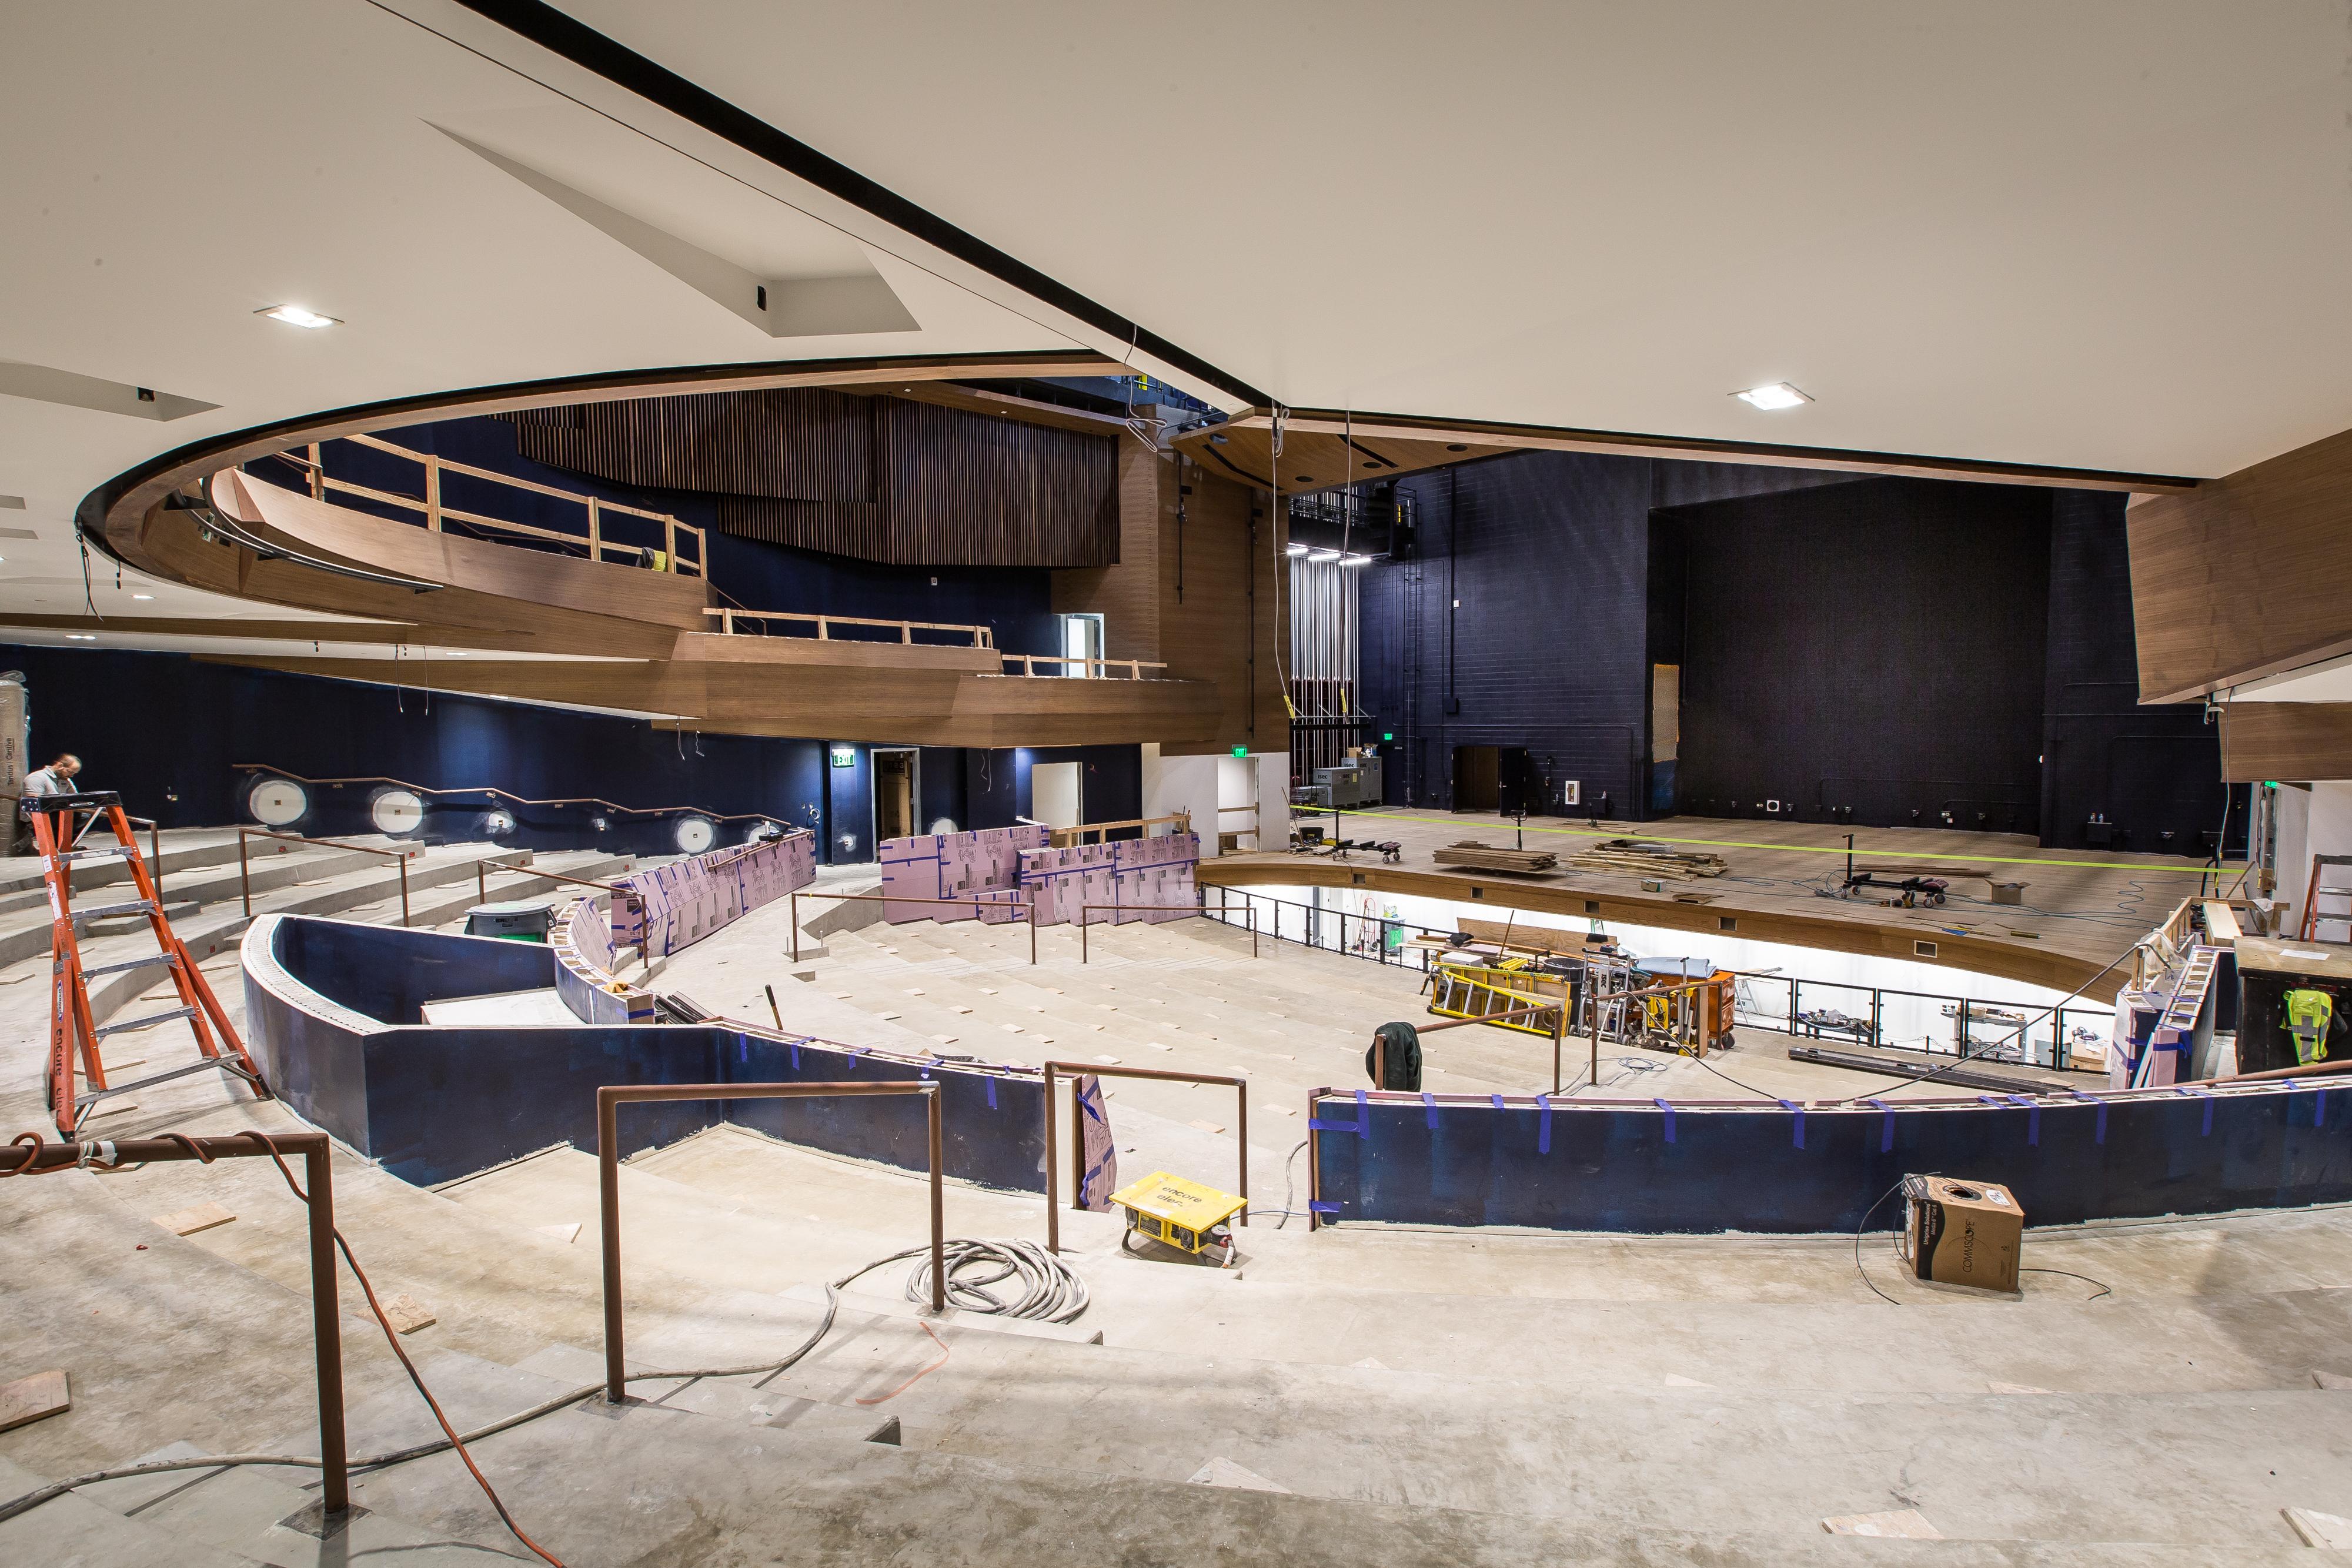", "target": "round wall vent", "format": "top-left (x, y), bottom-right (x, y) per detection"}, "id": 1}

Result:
top-left (928, 816), bottom-right (959, 835)
top-left (369, 788), bottom-right (425, 837)
top-left (674, 815), bottom-right (717, 854)
top-left (246, 776), bottom-right (308, 828)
